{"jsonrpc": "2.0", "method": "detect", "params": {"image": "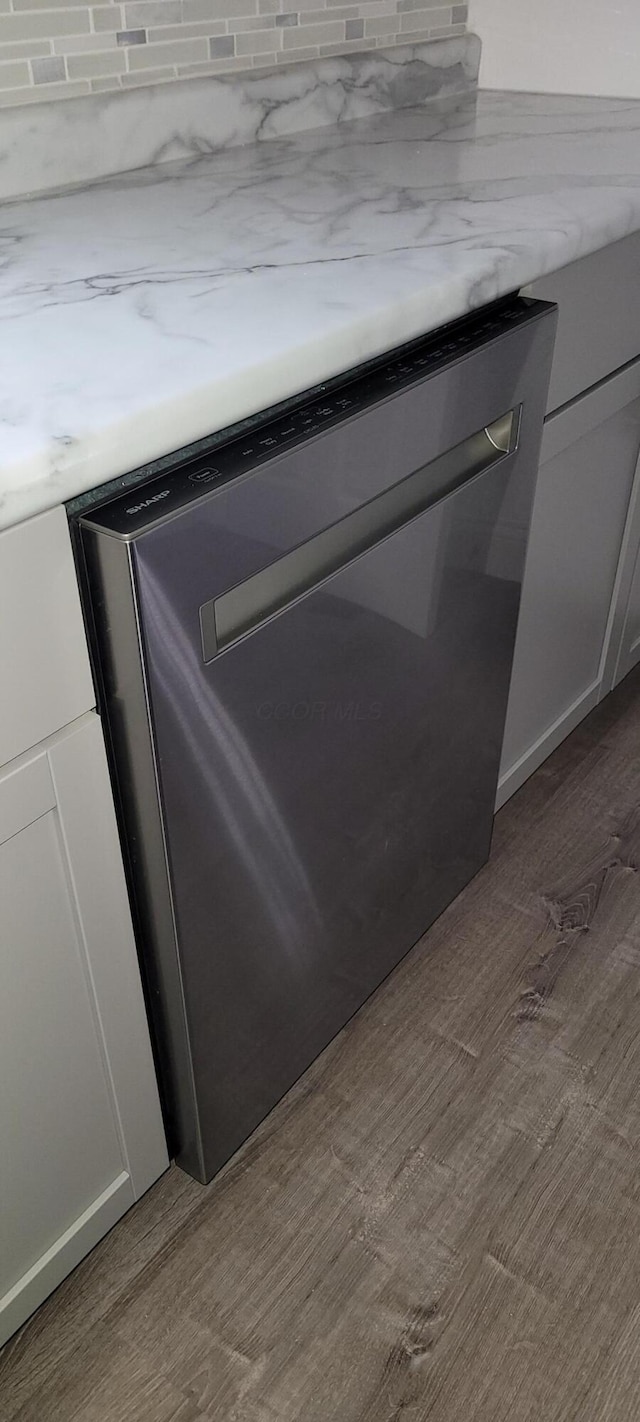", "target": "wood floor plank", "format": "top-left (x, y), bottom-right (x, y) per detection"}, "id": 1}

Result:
top-left (0, 1164), bottom-right (205, 1421)
top-left (572, 1303), bottom-right (640, 1422)
top-left (4, 665), bottom-right (640, 1421)
top-left (10, 1320), bottom-right (207, 1422)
